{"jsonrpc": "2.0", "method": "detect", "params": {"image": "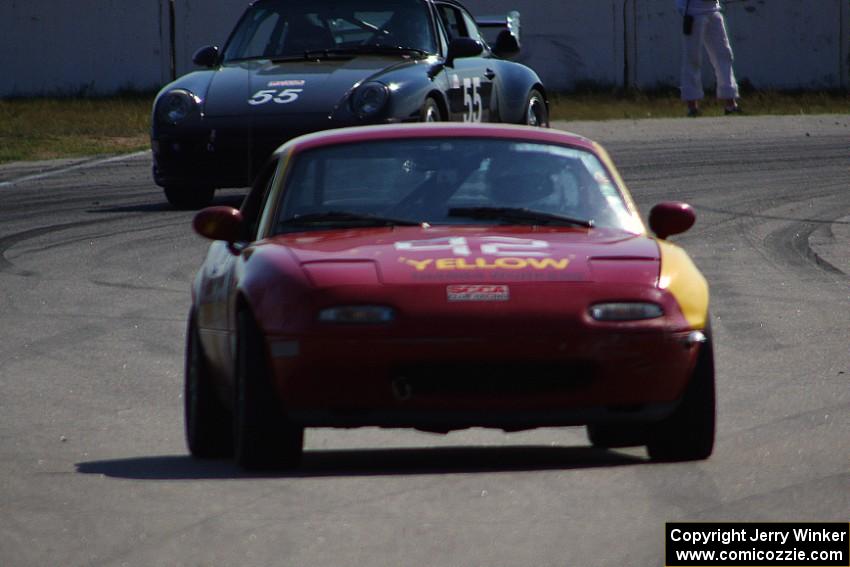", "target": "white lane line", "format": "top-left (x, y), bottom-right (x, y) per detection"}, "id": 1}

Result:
top-left (0, 151), bottom-right (151, 188)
